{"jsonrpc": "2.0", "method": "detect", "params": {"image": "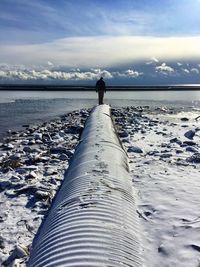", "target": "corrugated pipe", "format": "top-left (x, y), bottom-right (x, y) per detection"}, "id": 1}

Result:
top-left (28, 104), bottom-right (142, 267)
